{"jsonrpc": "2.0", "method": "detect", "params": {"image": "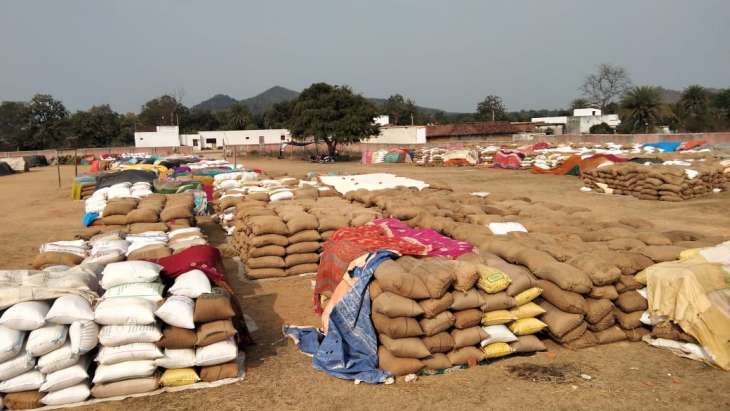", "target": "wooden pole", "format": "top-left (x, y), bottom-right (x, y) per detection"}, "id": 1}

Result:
top-left (233, 145), bottom-right (237, 169)
top-left (74, 148), bottom-right (78, 176)
top-left (56, 150), bottom-right (61, 188)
